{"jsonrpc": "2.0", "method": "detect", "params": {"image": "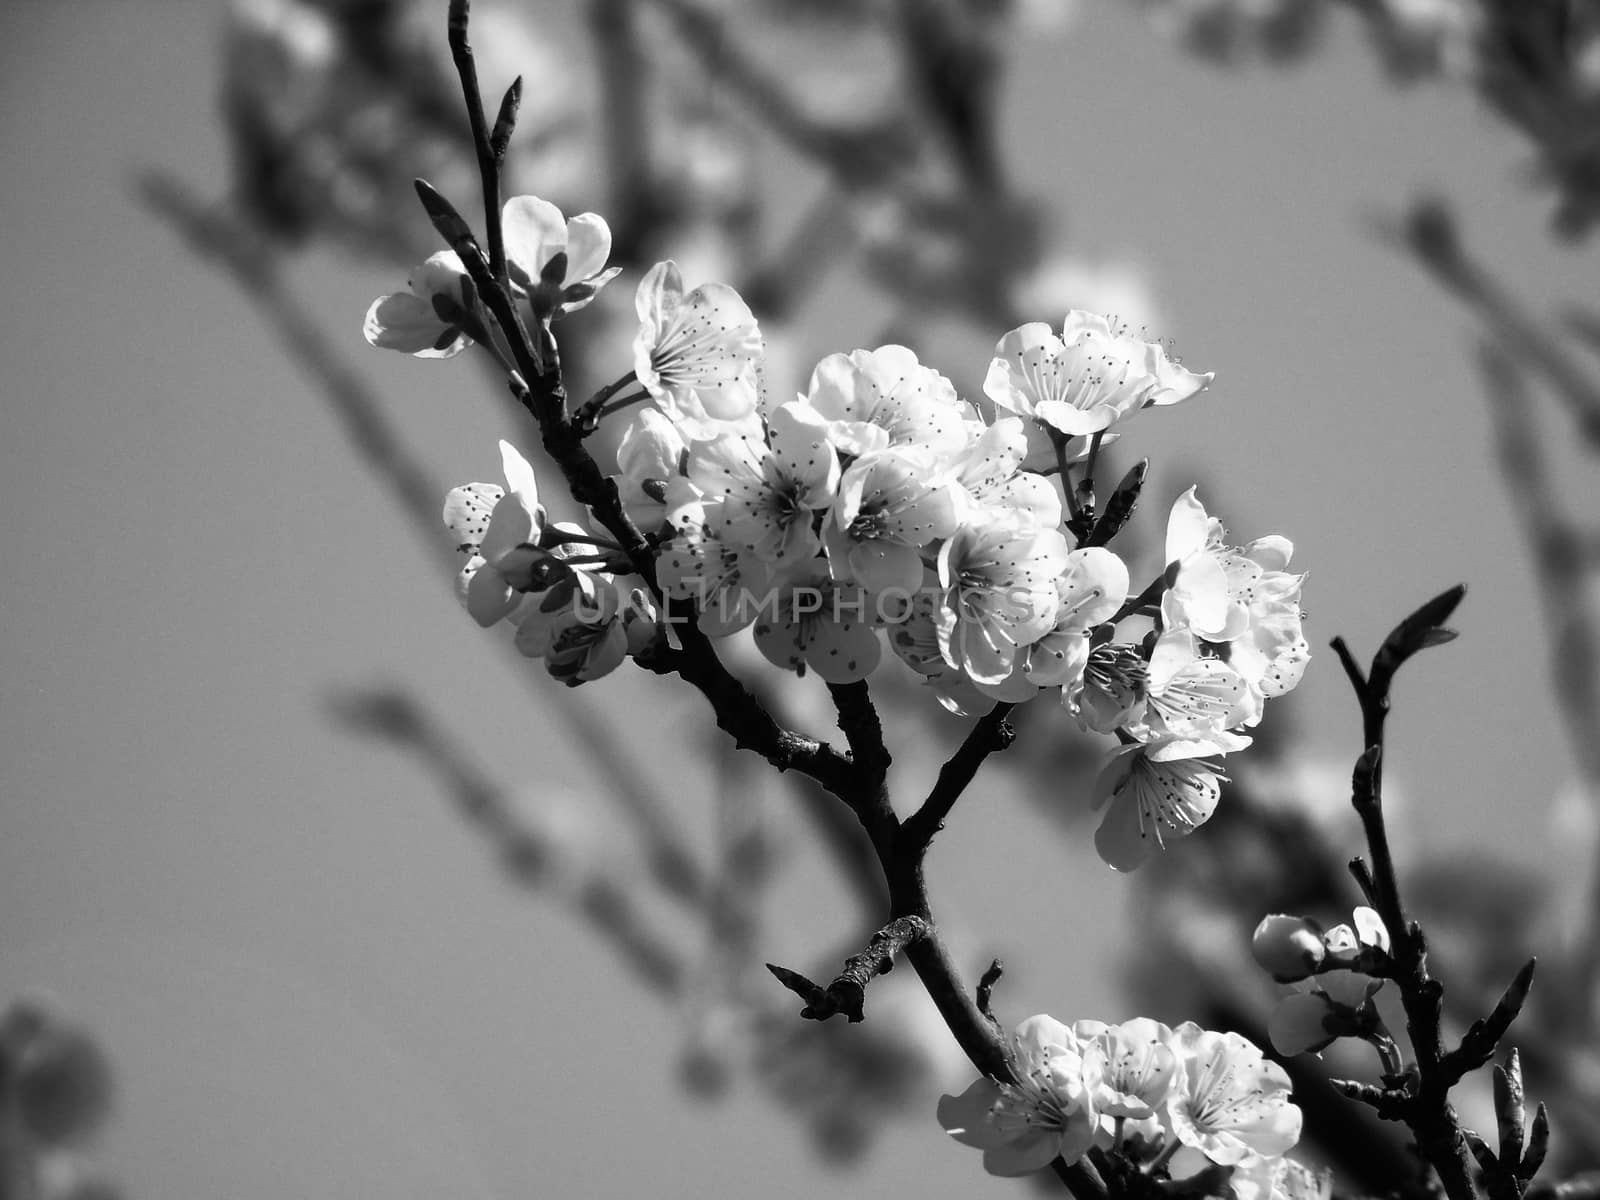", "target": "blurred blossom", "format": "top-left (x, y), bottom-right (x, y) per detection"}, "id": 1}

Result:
top-left (1009, 254), bottom-right (1166, 335)
top-left (1368, 0), bottom-right (1481, 80)
top-left (1548, 777), bottom-right (1600, 951)
top-left (0, 999), bottom-right (120, 1200)
top-left (1136, 0), bottom-right (1326, 65)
